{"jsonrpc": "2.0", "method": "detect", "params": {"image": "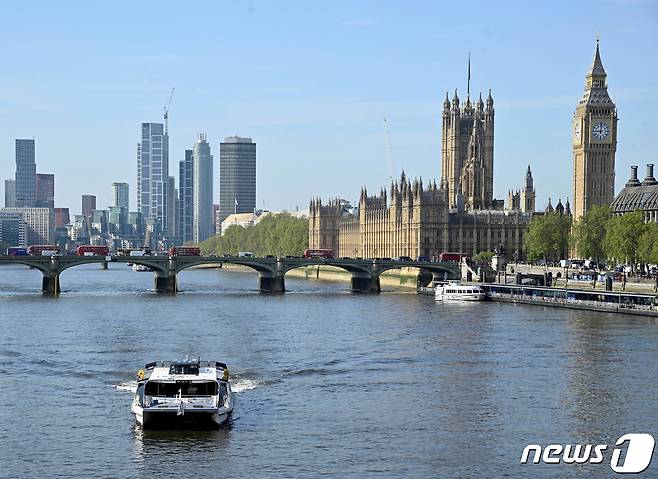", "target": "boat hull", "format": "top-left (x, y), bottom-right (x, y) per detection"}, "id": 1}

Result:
top-left (435, 293), bottom-right (486, 301)
top-left (132, 404), bottom-right (231, 428)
